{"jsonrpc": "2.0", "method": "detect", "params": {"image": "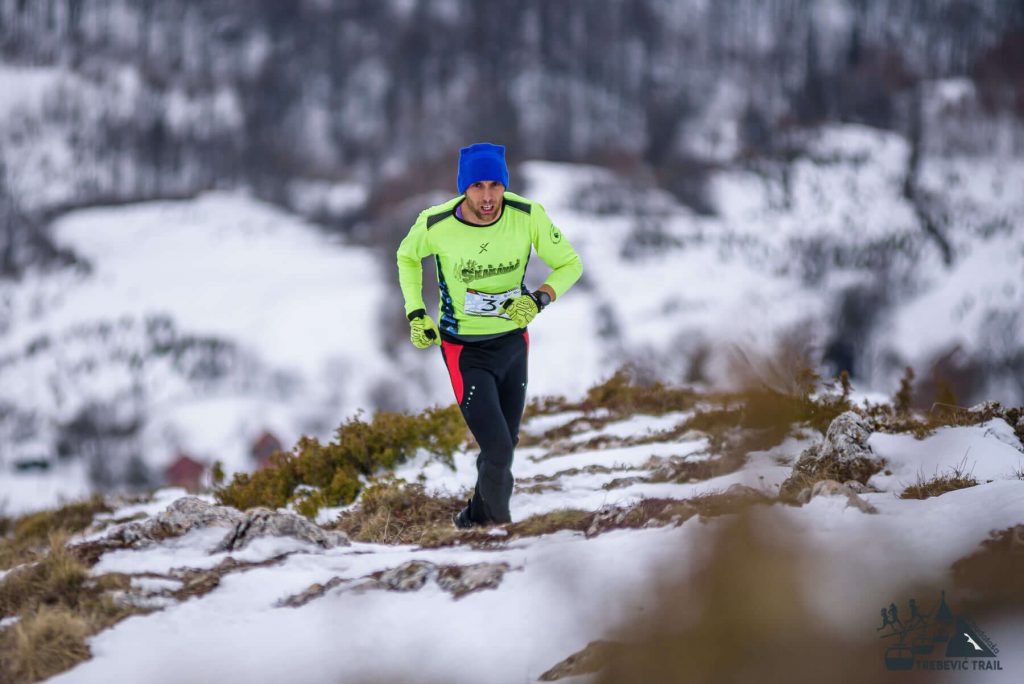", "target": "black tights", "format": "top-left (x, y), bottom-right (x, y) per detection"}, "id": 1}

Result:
top-left (440, 330), bottom-right (528, 524)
